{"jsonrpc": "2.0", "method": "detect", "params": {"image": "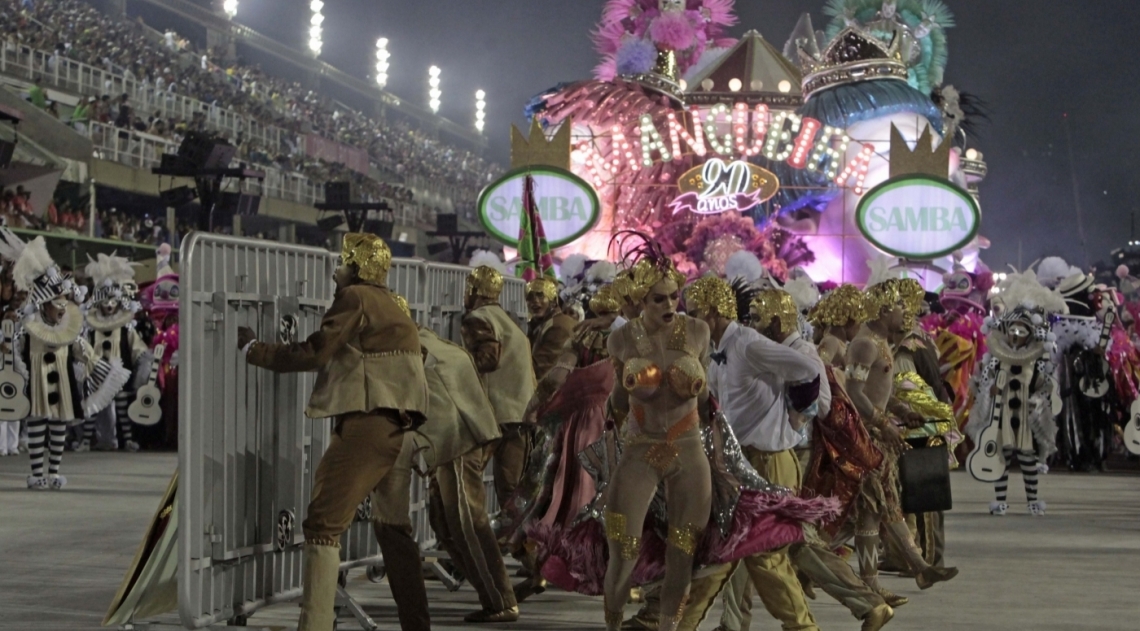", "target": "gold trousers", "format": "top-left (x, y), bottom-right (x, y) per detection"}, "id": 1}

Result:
top-left (675, 448), bottom-right (817, 631)
top-left (369, 432), bottom-right (430, 631)
top-left (430, 443), bottom-right (517, 612)
top-left (302, 411), bottom-right (428, 631)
